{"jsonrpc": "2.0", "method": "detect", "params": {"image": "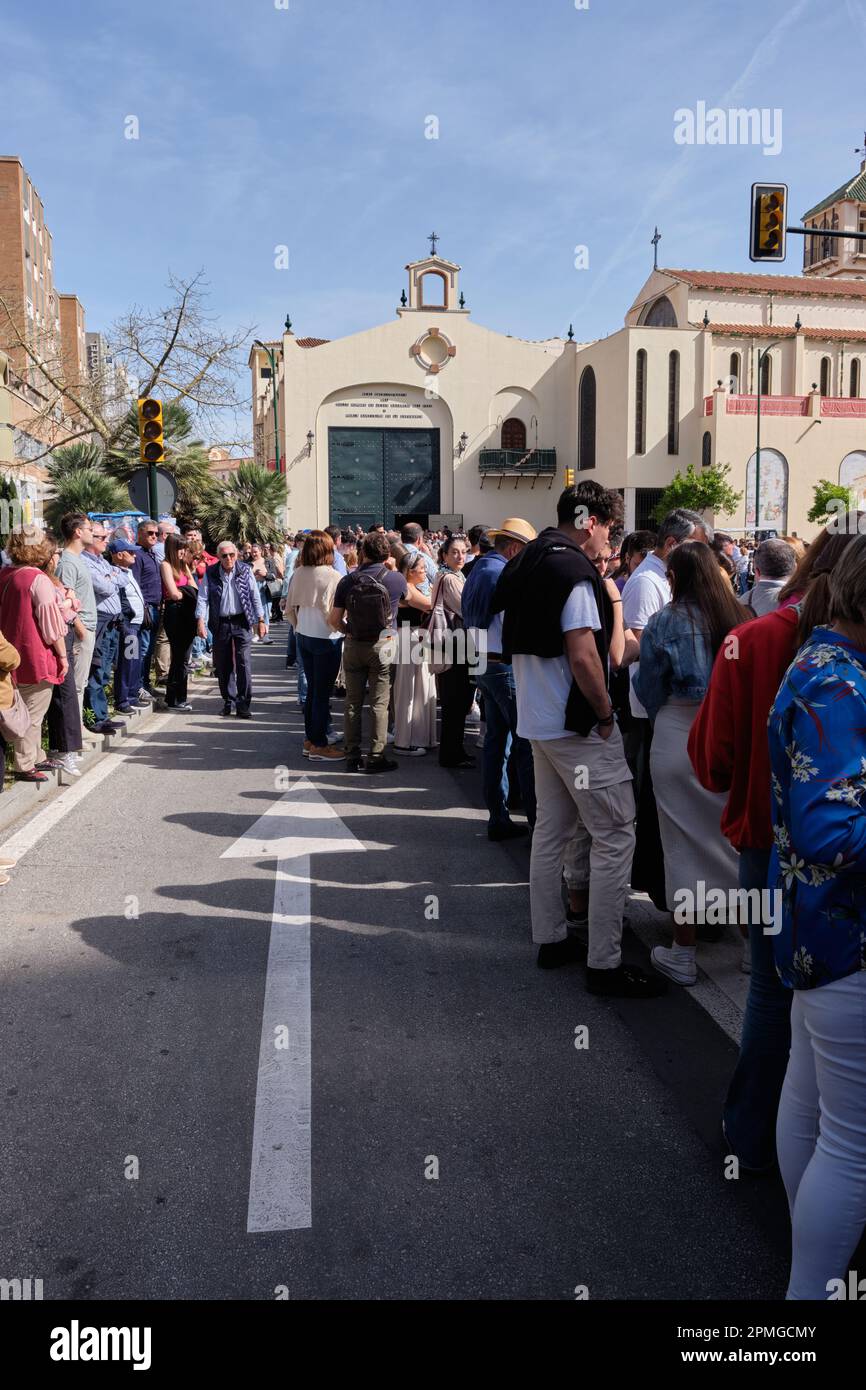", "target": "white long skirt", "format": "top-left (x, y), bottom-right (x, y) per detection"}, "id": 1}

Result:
top-left (393, 631), bottom-right (438, 749)
top-left (650, 701), bottom-right (739, 923)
